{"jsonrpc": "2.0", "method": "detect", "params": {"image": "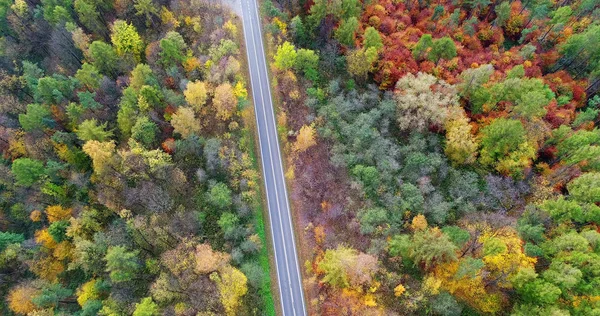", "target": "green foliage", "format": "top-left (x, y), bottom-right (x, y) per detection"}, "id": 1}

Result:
top-left (76, 63), bottom-right (102, 90)
top-left (208, 182), bottom-right (233, 209)
top-left (159, 31), bottom-right (187, 68)
top-left (48, 220), bottom-right (70, 243)
top-left (131, 117), bottom-right (158, 148)
top-left (19, 103), bottom-right (53, 131)
top-left (133, 297), bottom-right (160, 316)
top-left (12, 158), bottom-right (45, 186)
top-left (88, 41), bottom-right (119, 76)
top-left (363, 27), bottom-right (383, 50)
top-left (105, 246), bottom-right (140, 283)
top-left (567, 172), bottom-right (600, 203)
top-left (76, 119), bottom-right (113, 141)
top-left (273, 41), bottom-right (297, 71)
top-left (0, 232), bottom-right (24, 252)
top-left (335, 17), bottom-right (359, 47)
top-left (428, 37), bottom-right (457, 62)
